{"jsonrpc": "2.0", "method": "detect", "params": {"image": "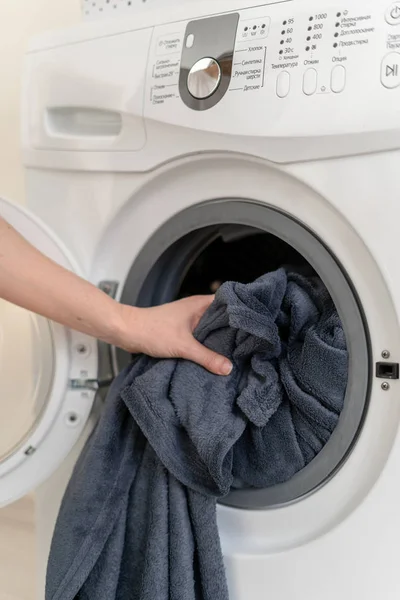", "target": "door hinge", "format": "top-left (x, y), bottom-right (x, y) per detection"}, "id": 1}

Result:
top-left (69, 281), bottom-right (119, 394)
top-left (69, 378), bottom-right (99, 392)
